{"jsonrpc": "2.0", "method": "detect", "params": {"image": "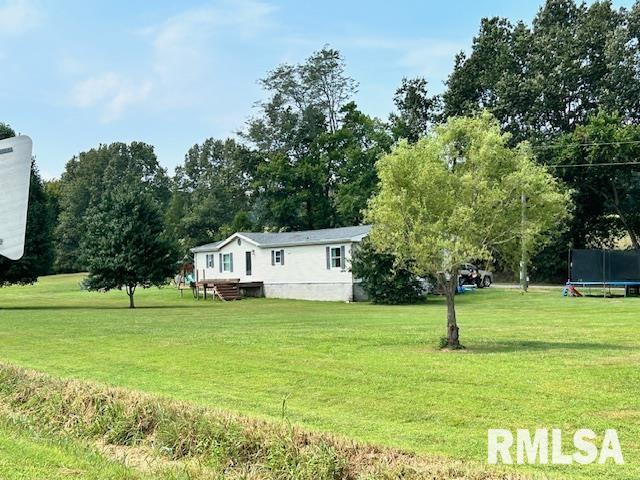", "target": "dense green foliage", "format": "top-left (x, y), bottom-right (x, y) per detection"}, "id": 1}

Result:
top-left (0, 123), bottom-right (56, 286)
top-left (240, 48), bottom-right (391, 232)
top-left (350, 239), bottom-right (424, 304)
top-left (551, 112), bottom-right (640, 248)
top-left (55, 143), bottom-right (170, 272)
top-left (389, 77), bottom-right (439, 143)
top-left (81, 174), bottom-right (177, 308)
top-left (443, 0), bottom-right (638, 139)
top-left (5, 1), bottom-right (640, 284)
top-left (367, 113), bottom-right (569, 346)
top-left (443, 0), bottom-right (640, 279)
top-left (164, 48), bottom-right (392, 251)
top-left (0, 274), bottom-right (638, 479)
top-left (166, 138), bottom-right (256, 256)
